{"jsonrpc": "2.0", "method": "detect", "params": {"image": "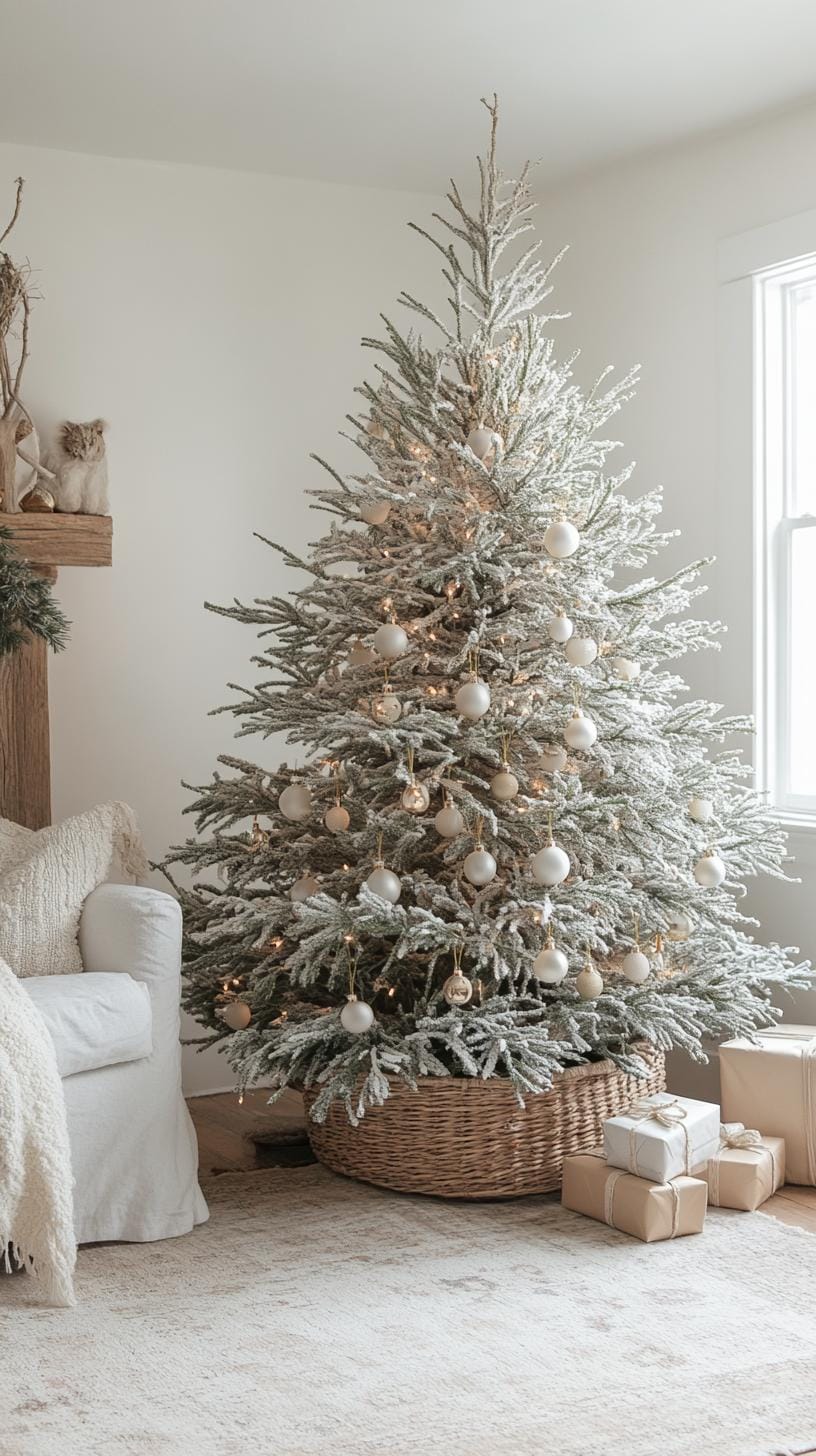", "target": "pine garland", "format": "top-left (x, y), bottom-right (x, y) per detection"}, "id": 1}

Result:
top-left (0, 527), bottom-right (70, 657)
top-left (162, 99), bottom-right (809, 1121)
